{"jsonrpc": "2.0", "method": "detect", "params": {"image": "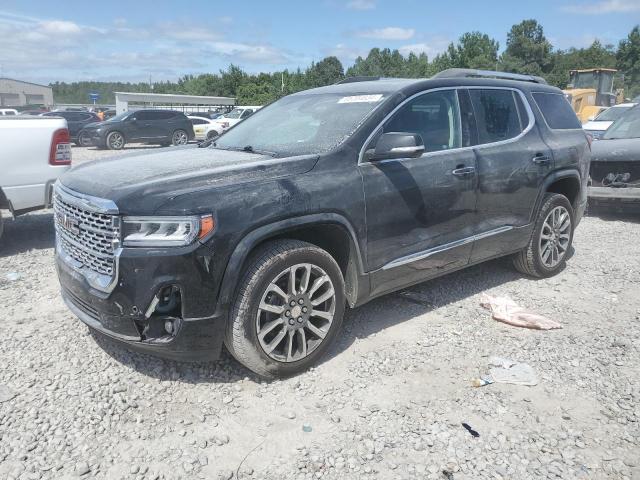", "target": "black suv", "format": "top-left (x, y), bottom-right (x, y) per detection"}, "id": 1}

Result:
top-left (42, 110), bottom-right (101, 145)
top-left (54, 69), bottom-right (589, 378)
top-left (79, 109), bottom-right (195, 150)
